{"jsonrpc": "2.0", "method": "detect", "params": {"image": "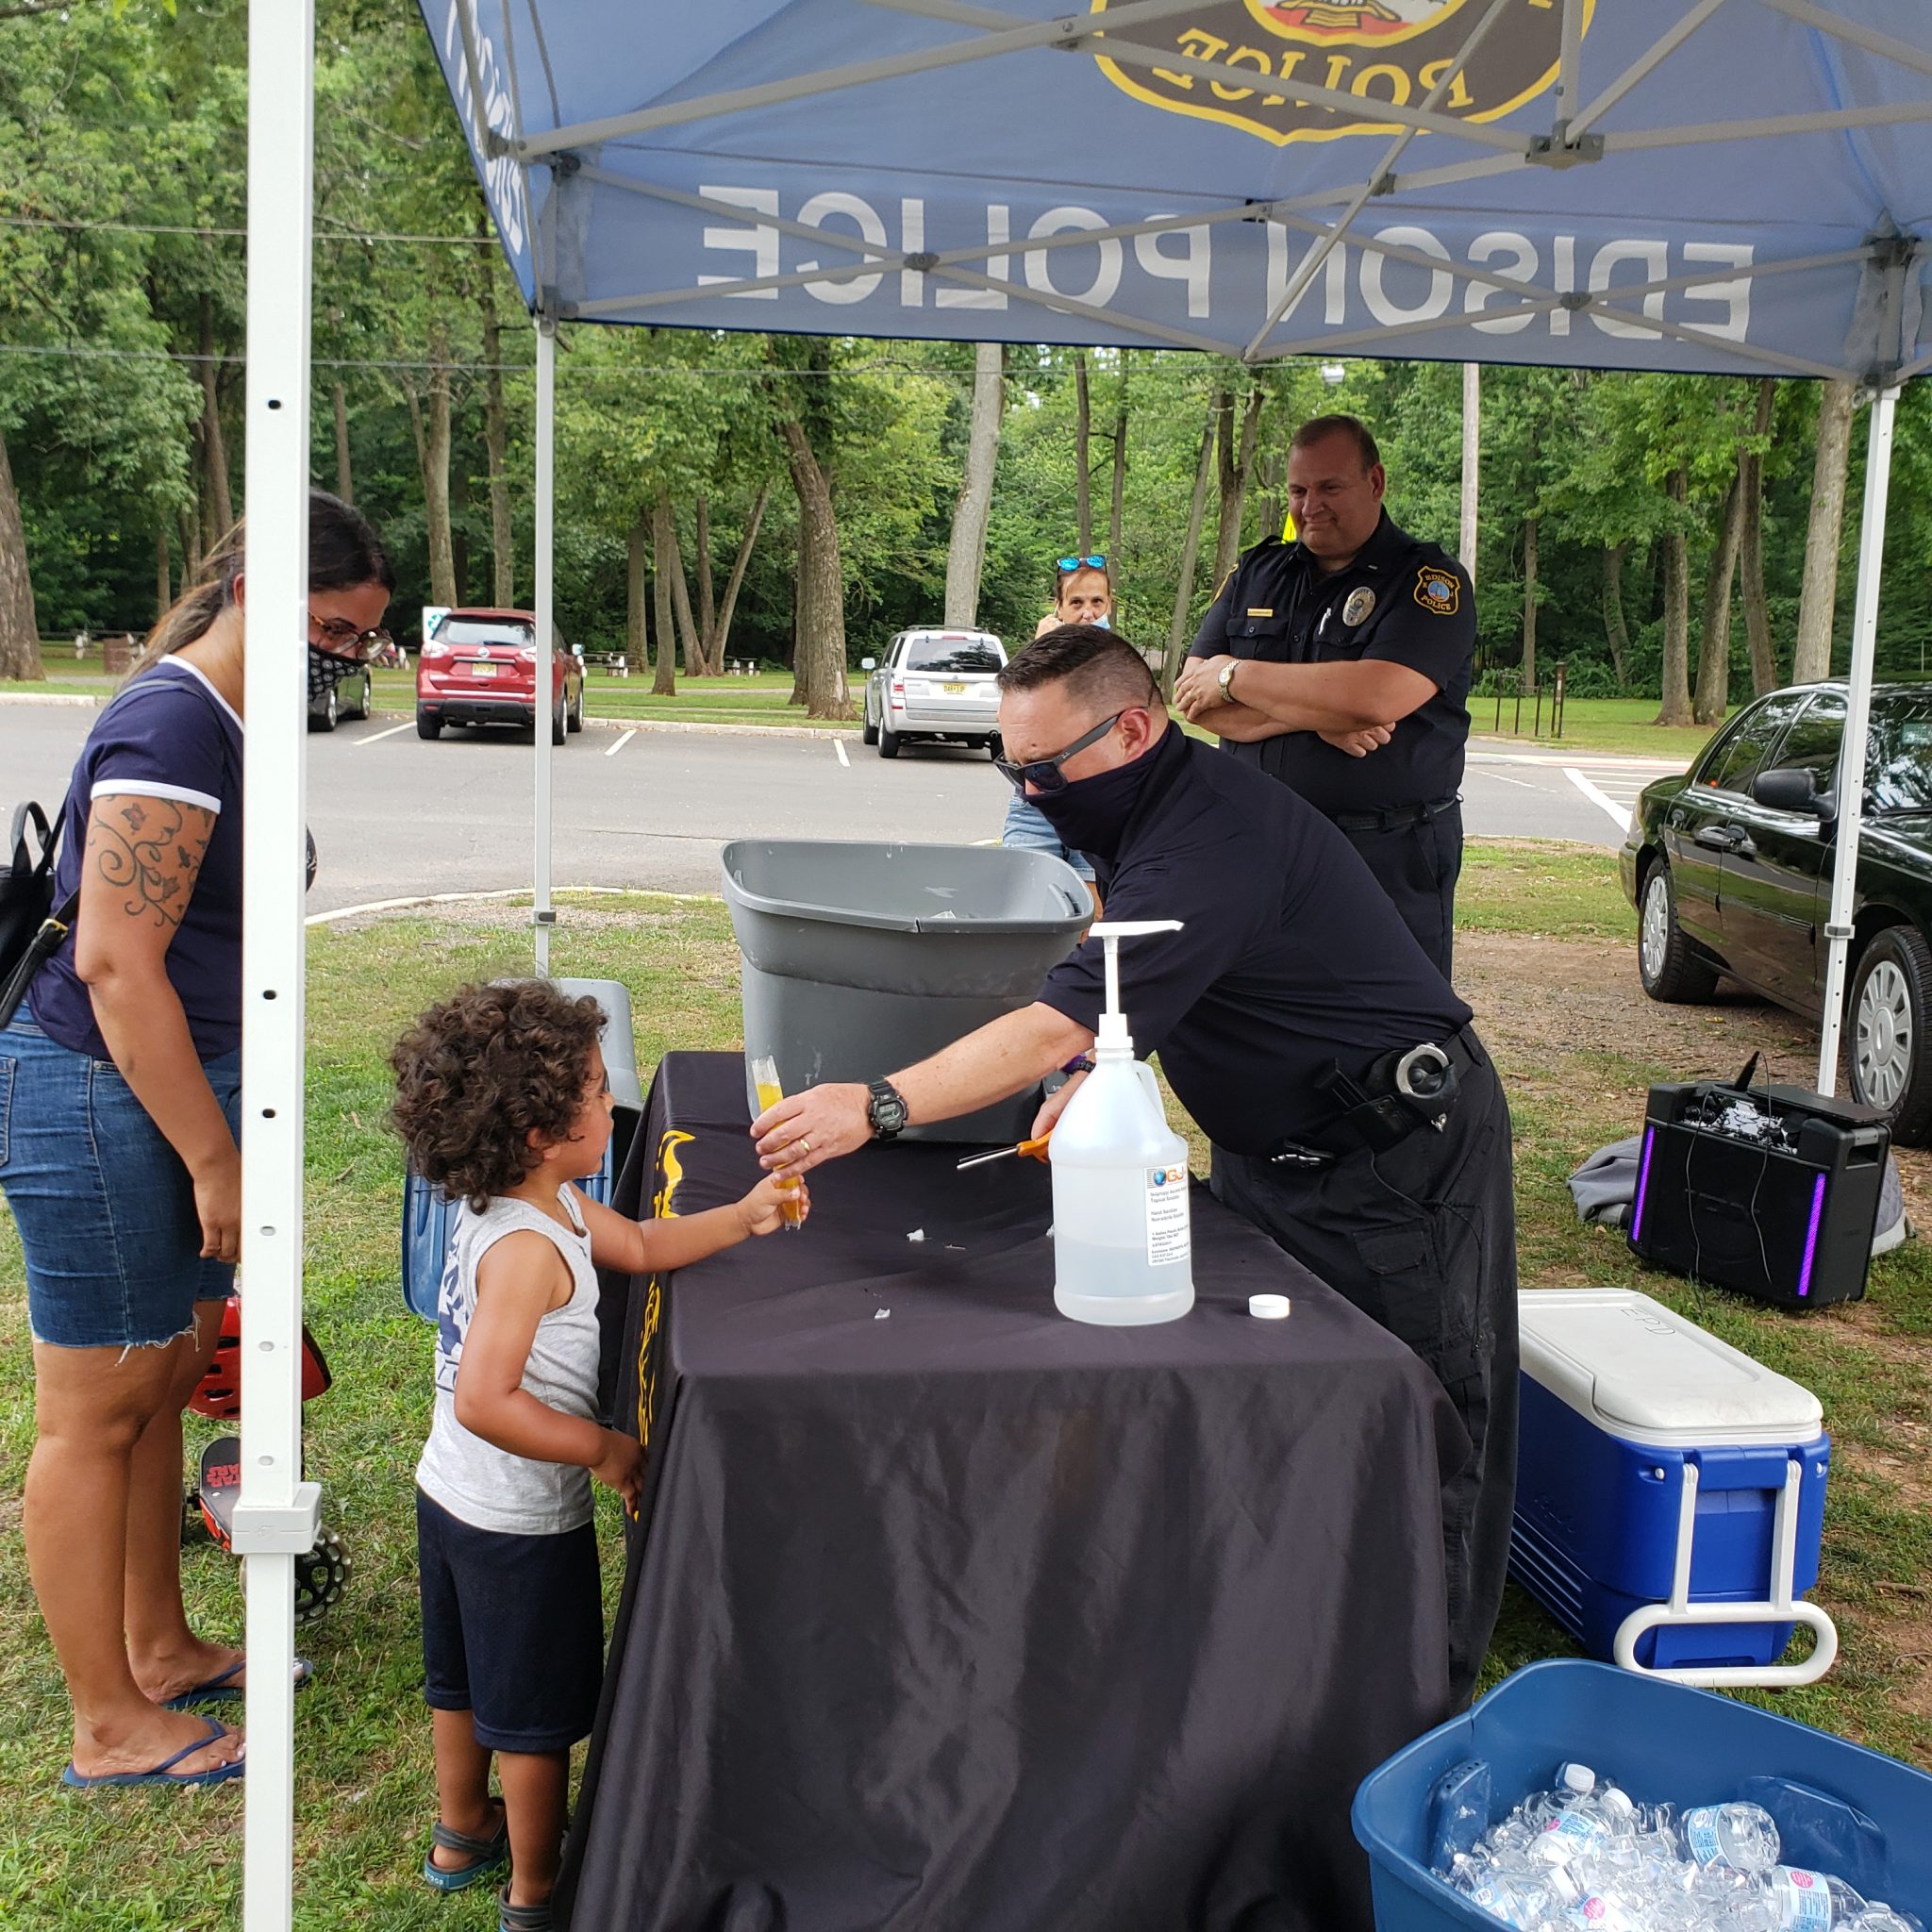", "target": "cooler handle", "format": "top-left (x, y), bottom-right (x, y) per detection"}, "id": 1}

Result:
top-left (1612, 1457), bottom-right (1839, 1690)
